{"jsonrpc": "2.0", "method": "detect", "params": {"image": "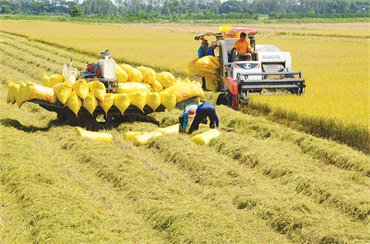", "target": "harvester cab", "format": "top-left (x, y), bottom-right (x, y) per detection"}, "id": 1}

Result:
top-left (195, 27), bottom-right (306, 108)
